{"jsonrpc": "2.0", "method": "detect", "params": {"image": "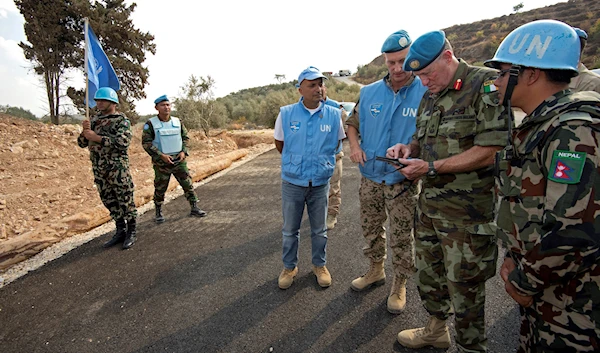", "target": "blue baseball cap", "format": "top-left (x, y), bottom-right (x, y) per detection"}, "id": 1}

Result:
top-left (573, 27), bottom-right (588, 40)
top-left (296, 66), bottom-right (327, 88)
top-left (403, 30), bottom-right (446, 72)
top-left (154, 95), bottom-right (169, 105)
top-left (381, 30), bottom-right (411, 53)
